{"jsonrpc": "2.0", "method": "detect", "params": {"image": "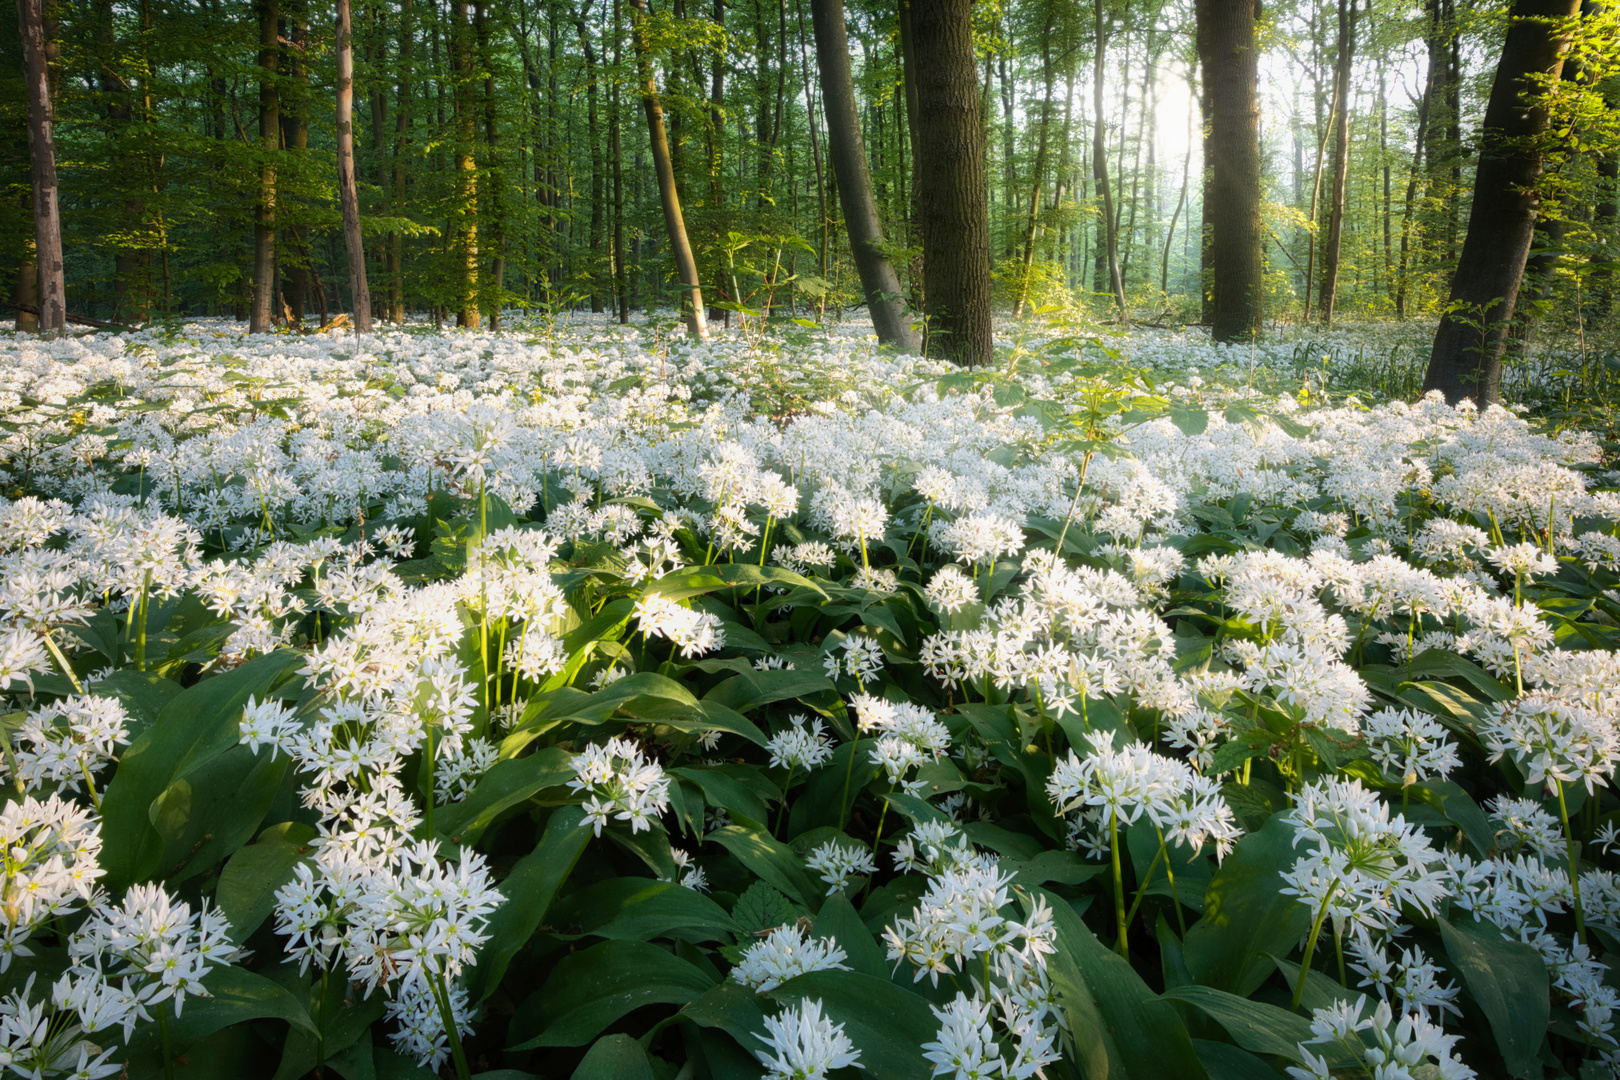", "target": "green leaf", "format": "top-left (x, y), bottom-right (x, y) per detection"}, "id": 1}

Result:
top-left (1038, 887), bottom-right (1209, 1080)
top-left (1411, 779), bottom-right (1496, 859)
top-left (434, 747), bottom-right (573, 846)
top-left (1183, 813), bottom-right (1312, 997)
top-left (508, 940), bottom-right (716, 1049)
top-left (1170, 405), bottom-right (1210, 436)
top-left (1194, 1039), bottom-right (1286, 1080)
top-left (98, 650), bottom-right (304, 890)
top-left (1438, 916), bottom-right (1549, 1077)
top-left (708, 824), bottom-right (820, 907)
top-left (149, 743), bottom-right (291, 885)
top-left (671, 764), bottom-right (773, 826)
top-left (766, 970), bottom-right (937, 1080)
top-left (650, 563), bottom-right (826, 601)
top-left (548, 877), bottom-right (741, 944)
top-left (1163, 985), bottom-right (1317, 1063)
top-left (571, 1034), bottom-right (656, 1080)
top-left (216, 823), bottom-right (316, 944)
top-left (811, 893), bottom-right (889, 980)
top-left (731, 880), bottom-right (804, 936)
top-left (125, 965), bottom-right (316, 1062)
top-left (465, 806), bottom-right (592, 1004)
